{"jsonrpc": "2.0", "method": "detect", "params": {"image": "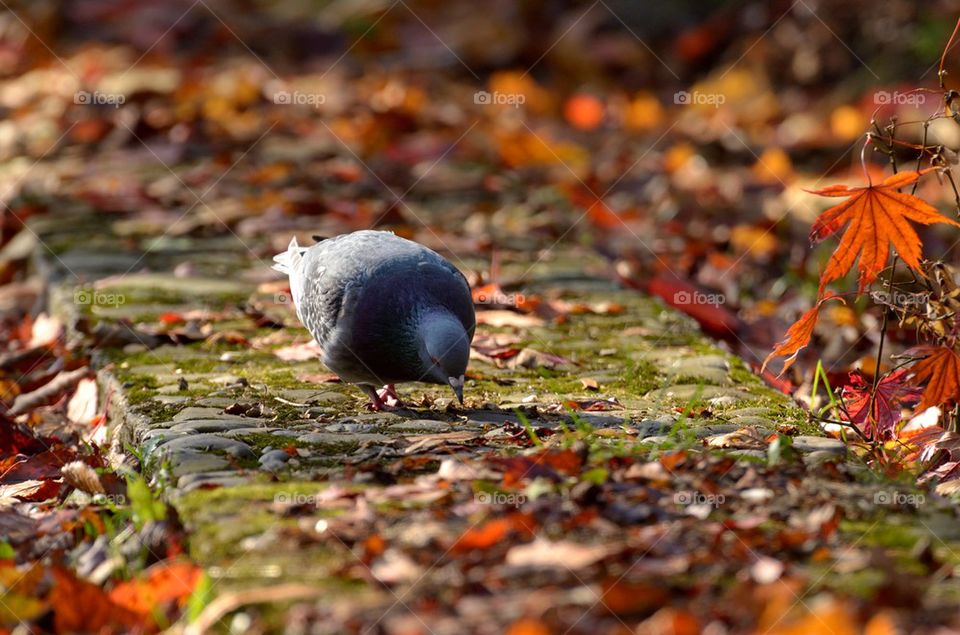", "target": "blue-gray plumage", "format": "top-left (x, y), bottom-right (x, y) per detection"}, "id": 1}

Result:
top-left (272, 230), bottom-right (475, 409)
